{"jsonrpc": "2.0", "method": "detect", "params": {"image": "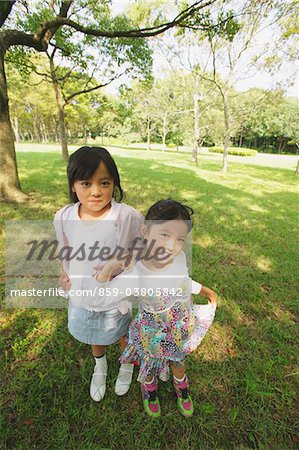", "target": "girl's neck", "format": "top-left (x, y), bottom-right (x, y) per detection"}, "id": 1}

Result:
top-left (141, 256), bottom-right (174, 272)
top-left (78, 202), bottom-right (111, 220)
